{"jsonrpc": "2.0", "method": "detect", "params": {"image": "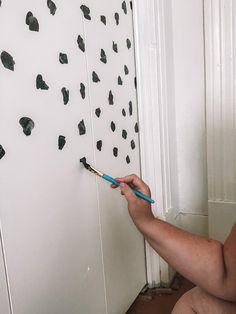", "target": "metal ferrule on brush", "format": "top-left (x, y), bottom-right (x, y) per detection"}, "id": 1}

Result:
top-left (88, 165), bottom-right (103, 177)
